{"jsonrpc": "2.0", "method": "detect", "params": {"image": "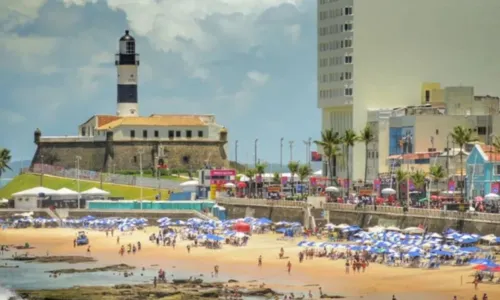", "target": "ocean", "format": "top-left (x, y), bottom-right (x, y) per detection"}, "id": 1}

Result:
top-left (0, 178), bottom-right (11, 189)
